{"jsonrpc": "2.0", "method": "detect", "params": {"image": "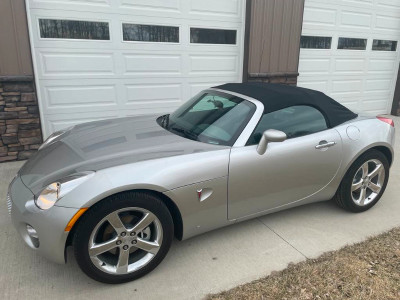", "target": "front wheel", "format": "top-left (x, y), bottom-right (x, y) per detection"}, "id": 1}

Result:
top-left (334, 150), bottom-right (389, 213)
top-left (73, 192), bottom-right (174, 284)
